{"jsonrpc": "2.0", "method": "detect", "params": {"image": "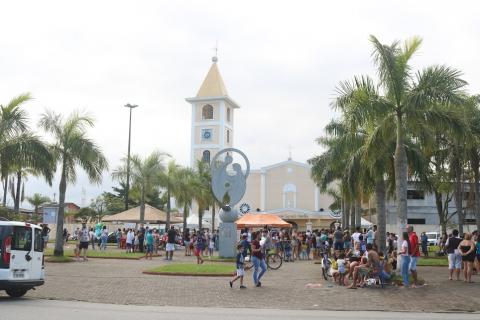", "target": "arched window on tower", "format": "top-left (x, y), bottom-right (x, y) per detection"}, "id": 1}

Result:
top-left (227, 108), bottom-right (231, 122)
top-left (227, 130), bottom-right (230, 143)
top-left (202, 150), bottom-right (211, 163)
top-left (202, 104), bottom-right (214, 120)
